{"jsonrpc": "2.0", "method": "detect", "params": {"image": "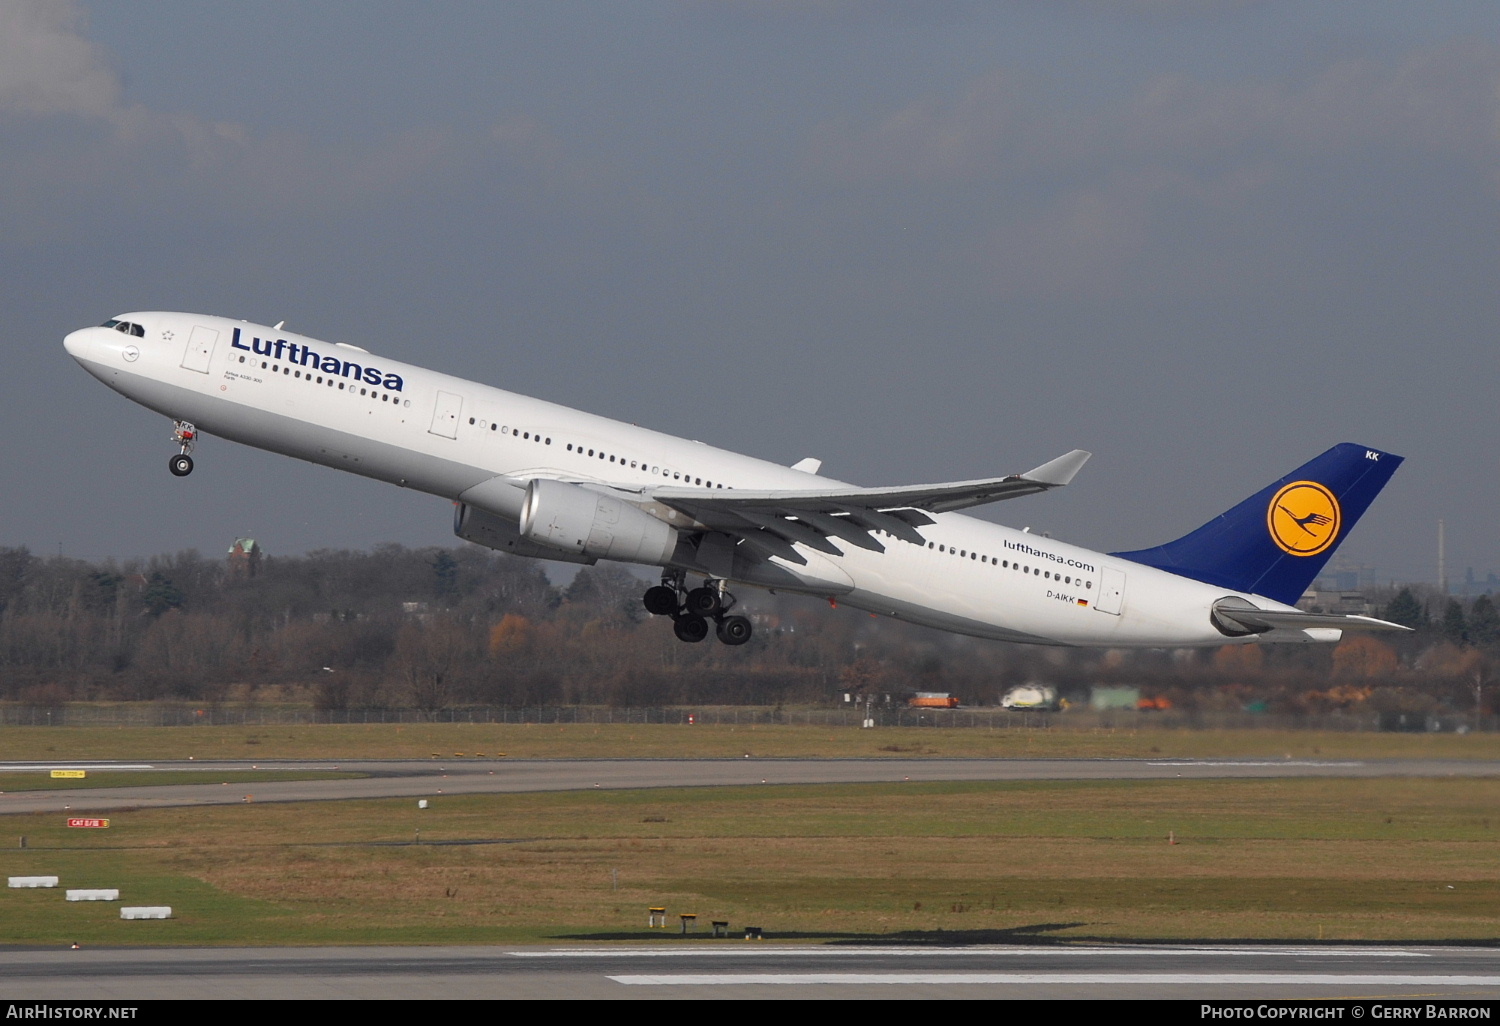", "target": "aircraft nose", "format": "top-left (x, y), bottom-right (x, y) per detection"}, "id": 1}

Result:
top-left (63, 327), bottom-right (96, 363)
